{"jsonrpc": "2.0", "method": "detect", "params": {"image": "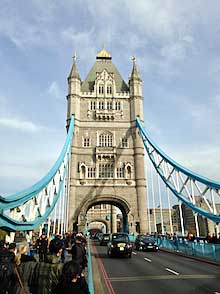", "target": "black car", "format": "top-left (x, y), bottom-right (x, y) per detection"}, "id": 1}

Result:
top-left (100, 234), bottom-right (110, 246)
top-left (135, 235), bottom-right (158, 251)
top-left (107, 233), bottom-right (132, 258)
